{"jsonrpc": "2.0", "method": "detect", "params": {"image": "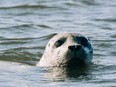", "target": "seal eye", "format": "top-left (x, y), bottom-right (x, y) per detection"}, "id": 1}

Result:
top-left (79, 37), bottom-right (89, 46)
top-left (55, 38), bottom-right (65, 47)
